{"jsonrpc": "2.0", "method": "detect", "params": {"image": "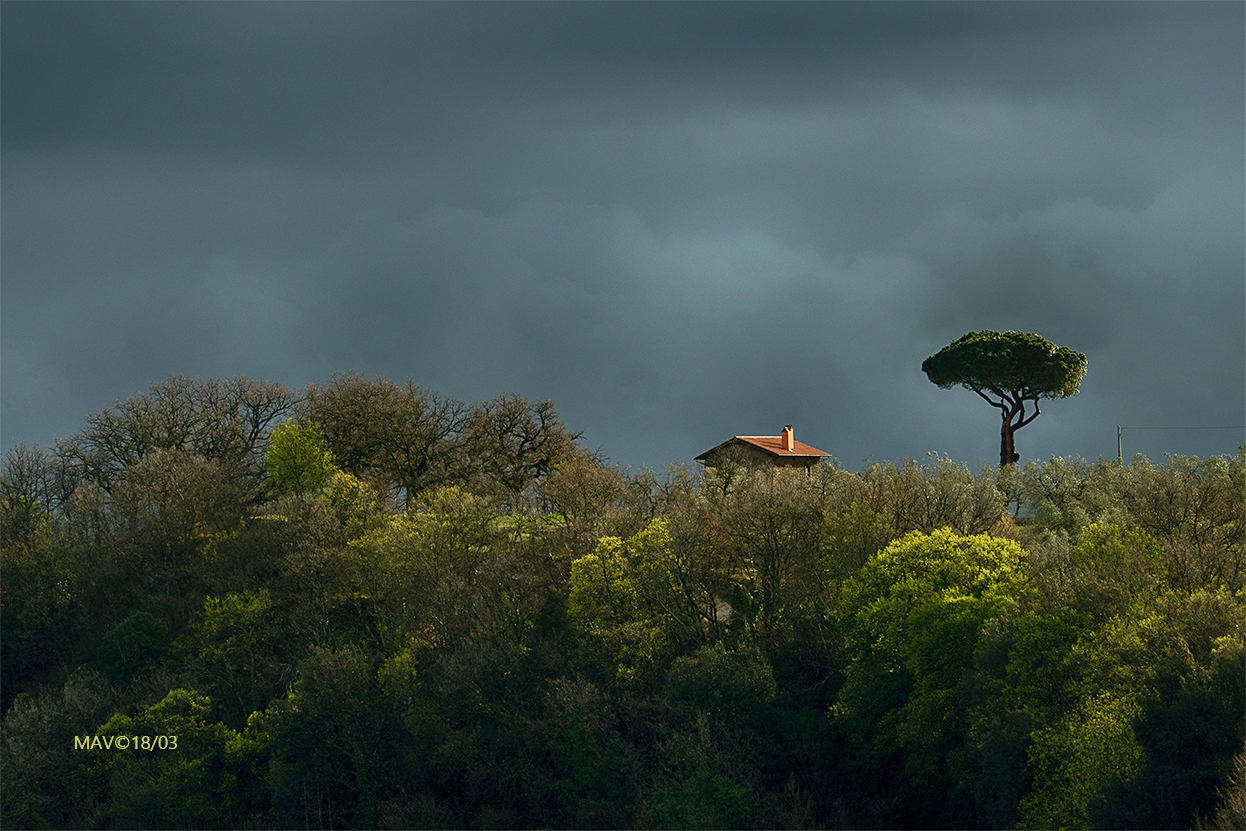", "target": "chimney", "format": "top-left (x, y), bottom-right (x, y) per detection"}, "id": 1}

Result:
top-left (782, 425), bottom-right (794, 451)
